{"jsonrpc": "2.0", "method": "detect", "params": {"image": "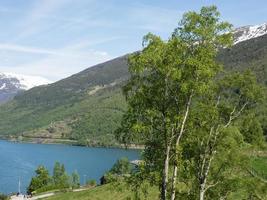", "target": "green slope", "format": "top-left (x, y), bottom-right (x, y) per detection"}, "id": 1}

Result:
top-left (0, 35), bottom-right (266, 146)
top-left (0, 55), bottom-right (129, 146)
top-left (44, 184), bottom-right (158, 200)
top-left (218, 34), bottom-right (267, 84)
top-left (43, 155), bottom-right (267, 200)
